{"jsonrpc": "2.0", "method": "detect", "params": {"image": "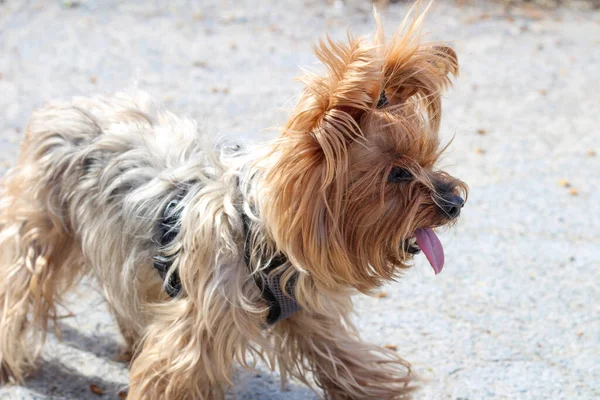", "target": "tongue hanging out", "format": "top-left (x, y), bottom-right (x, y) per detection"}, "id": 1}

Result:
top-left (414, 227), bottom-right (445, 275)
